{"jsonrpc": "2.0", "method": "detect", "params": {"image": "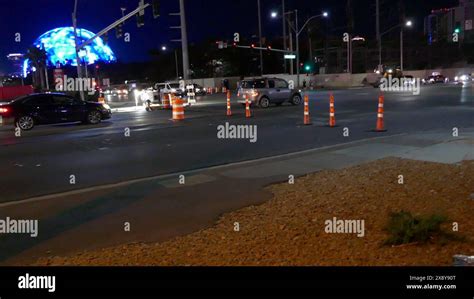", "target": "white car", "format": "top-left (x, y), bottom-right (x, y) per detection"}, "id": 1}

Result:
top-left (154, 82), bottom-right (185, 97)
top-left (454, 74), bottom-right (473, 85)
